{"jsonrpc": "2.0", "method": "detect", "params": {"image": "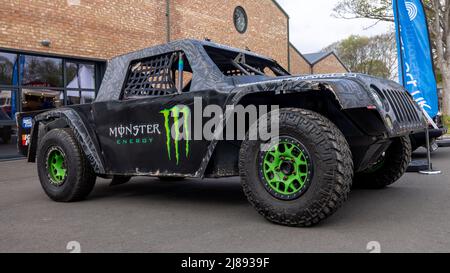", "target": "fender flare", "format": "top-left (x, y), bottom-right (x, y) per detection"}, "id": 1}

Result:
top-left (193, 85), bottom-right (339, 178)
top-left (28, 108), bottom-right (106, 174)
top-left (193, 78), bottom-right (369, 178)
